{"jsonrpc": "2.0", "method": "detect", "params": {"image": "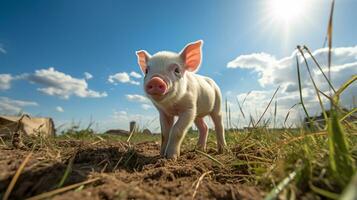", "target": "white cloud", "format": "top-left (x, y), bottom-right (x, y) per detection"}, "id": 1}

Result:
top-left (112, 110), bottom-right (129, 121)
top-left (227, 46), bottom-right (357, 127)
top-left (56, 106), bottom-right (64, 112)
top-left (108, 72), bottom-right (140, 85)
top-left (130, 80), bottom-right (140, 85)
top-left (227, 46), bottom-right (357, 93)
top-left (0, 96), bottom-right (38, 114)
top-left (130, 71), bottom-right (142, 79)
top-left (125, 94), bottom-right (149, 103)
top-left (84, 72), bottom-right (93, 80)
top-left (228, 52), bottom-right (276, 72)
top-left (141, 104), bottom-right (153, 110)
top-left (108, 72), bottom-right (130, 83)
top-left (0, 48), bottom-right (6, 54)
top-left (0, 44), bottom-right (6, 54)
top-left (24, 67), bottom-right (107, 99)
top-left (0, 74), bottom-right (13, 90)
